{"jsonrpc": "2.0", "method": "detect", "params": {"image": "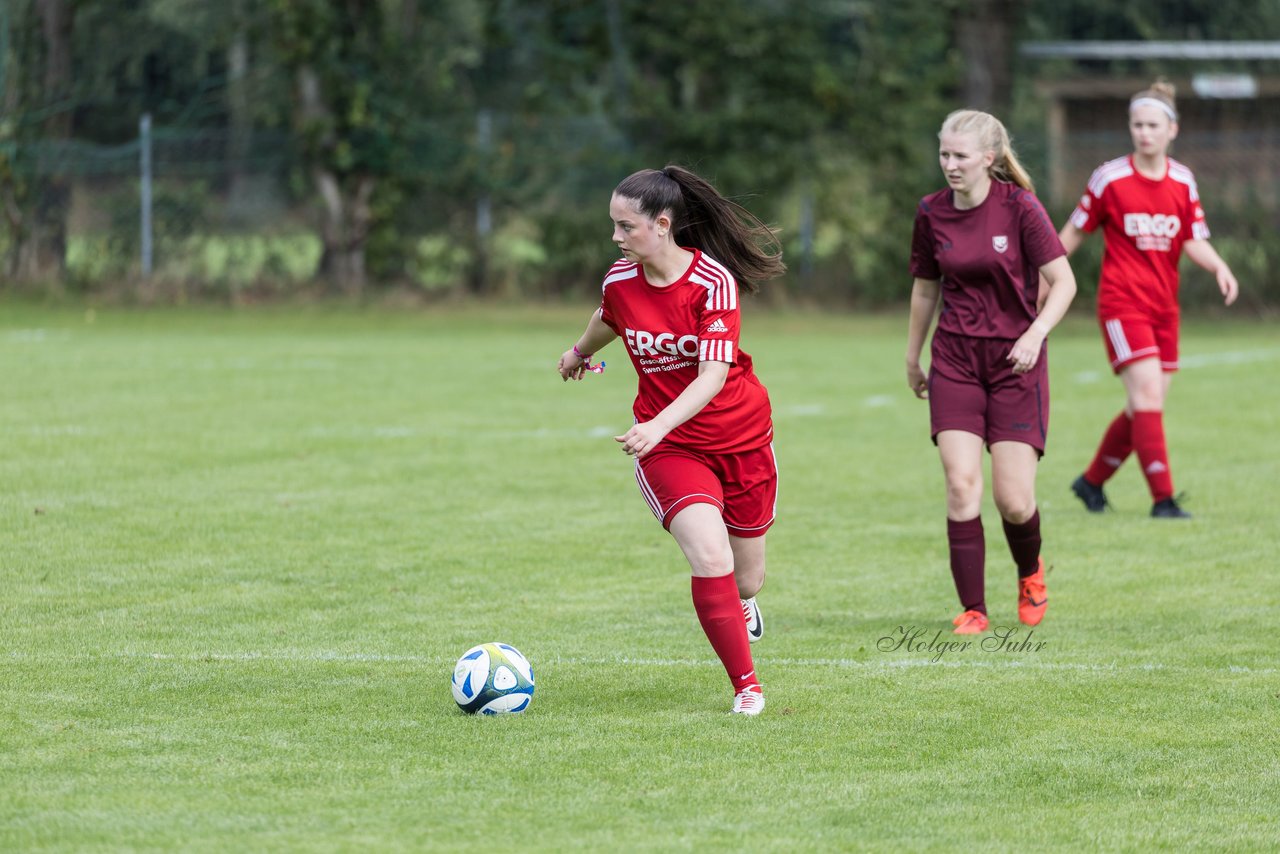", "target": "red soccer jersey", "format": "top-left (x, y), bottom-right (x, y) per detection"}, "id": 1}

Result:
top-left (598, 249), bottom-right (773, 455)
top-left (1068, 155), bottom-right (1210, 320)
top-left (910, 180), bottom-right (1065, 339)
